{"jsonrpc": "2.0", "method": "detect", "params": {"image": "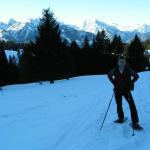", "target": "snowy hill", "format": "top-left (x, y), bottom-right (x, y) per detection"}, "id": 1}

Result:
top-left (0, 71), bottom-right (149, 150)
